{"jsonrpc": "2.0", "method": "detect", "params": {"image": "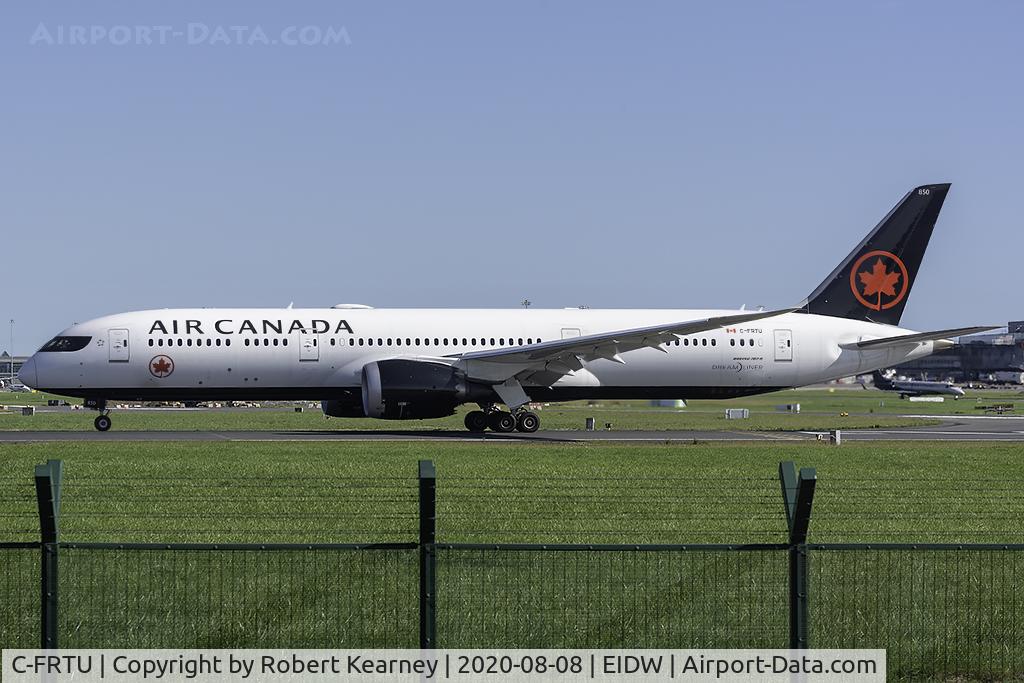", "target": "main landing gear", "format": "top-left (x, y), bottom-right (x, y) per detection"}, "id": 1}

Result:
top-left (464, 407), bottom-right (540, 433)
